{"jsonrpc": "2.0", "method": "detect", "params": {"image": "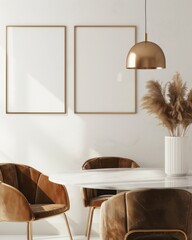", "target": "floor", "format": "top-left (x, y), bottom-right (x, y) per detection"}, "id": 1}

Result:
top-left (0, 236), bottom-right (100, 240)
